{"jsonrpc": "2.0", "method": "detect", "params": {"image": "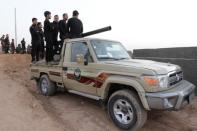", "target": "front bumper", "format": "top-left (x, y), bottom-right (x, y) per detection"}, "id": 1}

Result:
top-left (146, 80), bottom-right (195, 110)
